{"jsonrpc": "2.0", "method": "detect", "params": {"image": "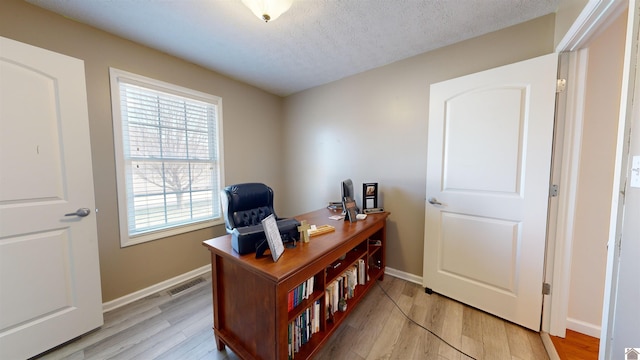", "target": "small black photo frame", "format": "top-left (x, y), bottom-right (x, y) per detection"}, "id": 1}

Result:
top-left (362, 183), bottom-right (378, 210)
